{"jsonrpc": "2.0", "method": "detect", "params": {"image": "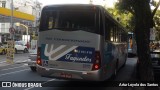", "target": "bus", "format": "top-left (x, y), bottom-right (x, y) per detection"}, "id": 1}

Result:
top-left (127, 32), bottom-right (137, 57)
top-left (36, 4), bottom-right (128, 81)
